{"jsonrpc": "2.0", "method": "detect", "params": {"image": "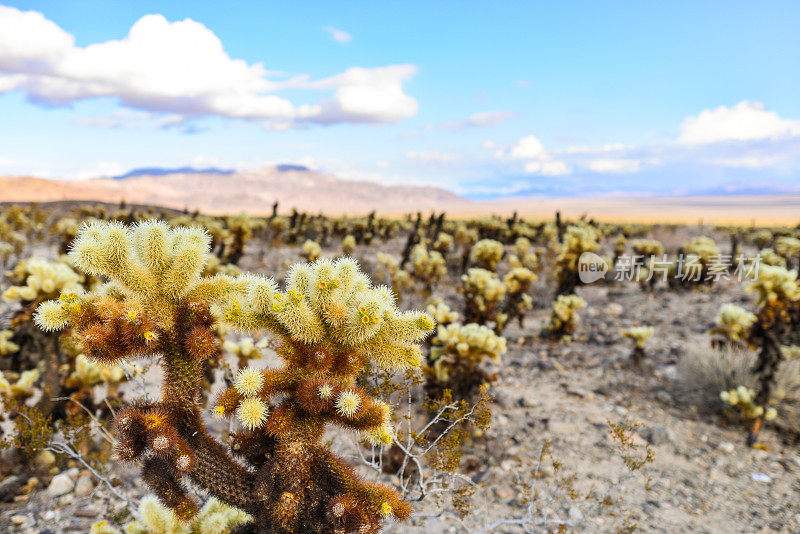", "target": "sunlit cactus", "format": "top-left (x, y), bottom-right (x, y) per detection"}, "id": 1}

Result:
top-left (2, 257), bottom-right (83, 303)
top-left (426, 297), bottom-right (460, 327)
top-left (469, 239), bottom-right (504, 271)
top-left (432, 232), bottom-right (454, 255)
top-left (376, 252), bottom-right (412, 297)
top-left (775, 236), bottom-right (800, 268)
top-left (35, 221), bottom-right (434, 533)
top-left (203, 255), bottom-right (242, 277)
top-left (409, 243), bottom-right (447, 292)
top-left (709, 304), bottom-right (756, 350)
top-left (301, 239), bottom-right (322, 262)
top-left (218, 256), bottom-right (434, 532)
top-left (554, 225), bottom-right (600, 295)
top-left (459, 268), bottom-right (507, 329)
top-left (508, 237), bottom-right (539, 272)
top-left (427, 322), bottom-right (506, 398)
top-left (91, 495), bottom-right (252, 534)
top-left (630, 239), bottom-right (664, 257)
top-left (743, 264), bottom-right (800, 445)
top-left (758, 247), bottom-right (787, 268)
top-left (341, 235), bottom-right (356, 256)
top-left (542, 294), bottom-right (587, 341)
top-left (501, 267), bottom-right (536, 329)
top-left (0, 368), bottom-right (40, 406)
top-left (0, 329), bottom-right (20, 356)
top-left (720, 385), bottom-right (777, 422)
top-left (621, 326), bottom-right (654, 365)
